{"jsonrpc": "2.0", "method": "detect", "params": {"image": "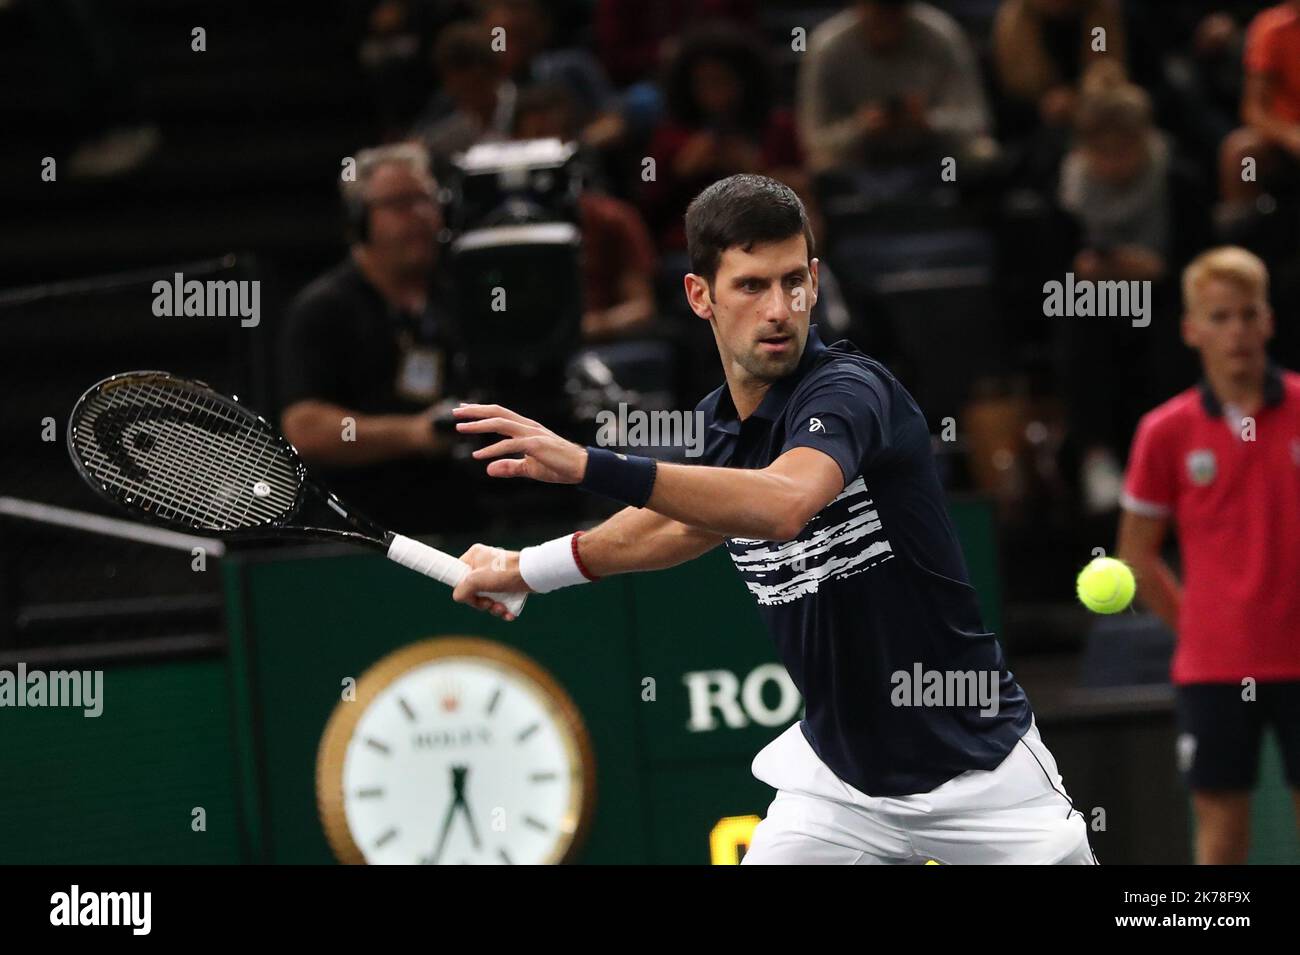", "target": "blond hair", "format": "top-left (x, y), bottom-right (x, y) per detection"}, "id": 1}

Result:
top-left (1182, 246), bottom-right (1269, 309)
top-left (339, 142), bottom-right (433, 208)
top-left (1075, 77), bottom-right (1151, 141)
